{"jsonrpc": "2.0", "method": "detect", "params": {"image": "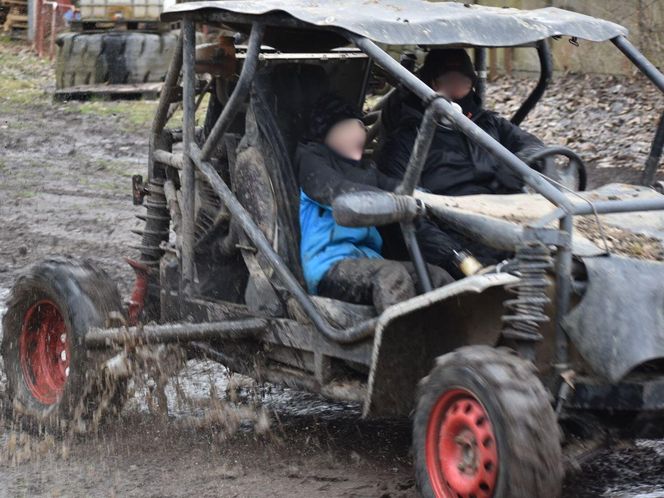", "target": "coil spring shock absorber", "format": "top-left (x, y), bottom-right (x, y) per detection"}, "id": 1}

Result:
top-left (502, 241), bottom-right (553, 360)
top-left (128, 178), bottom-right (170, 323)
top-left (136, 178), bottom-right (170, 266)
